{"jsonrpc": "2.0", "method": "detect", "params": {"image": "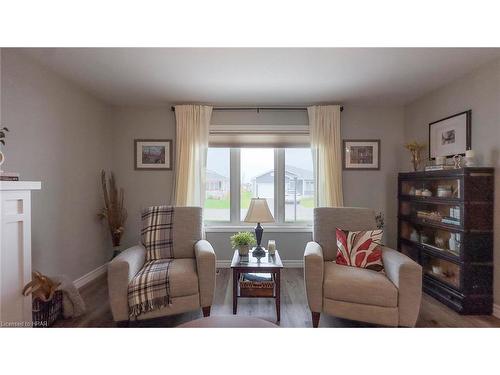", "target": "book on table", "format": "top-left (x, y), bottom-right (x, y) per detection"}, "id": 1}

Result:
top-left (0, 172), bottom-right (20, 181)
top-left (242, 273), bottom-right (273, 282)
